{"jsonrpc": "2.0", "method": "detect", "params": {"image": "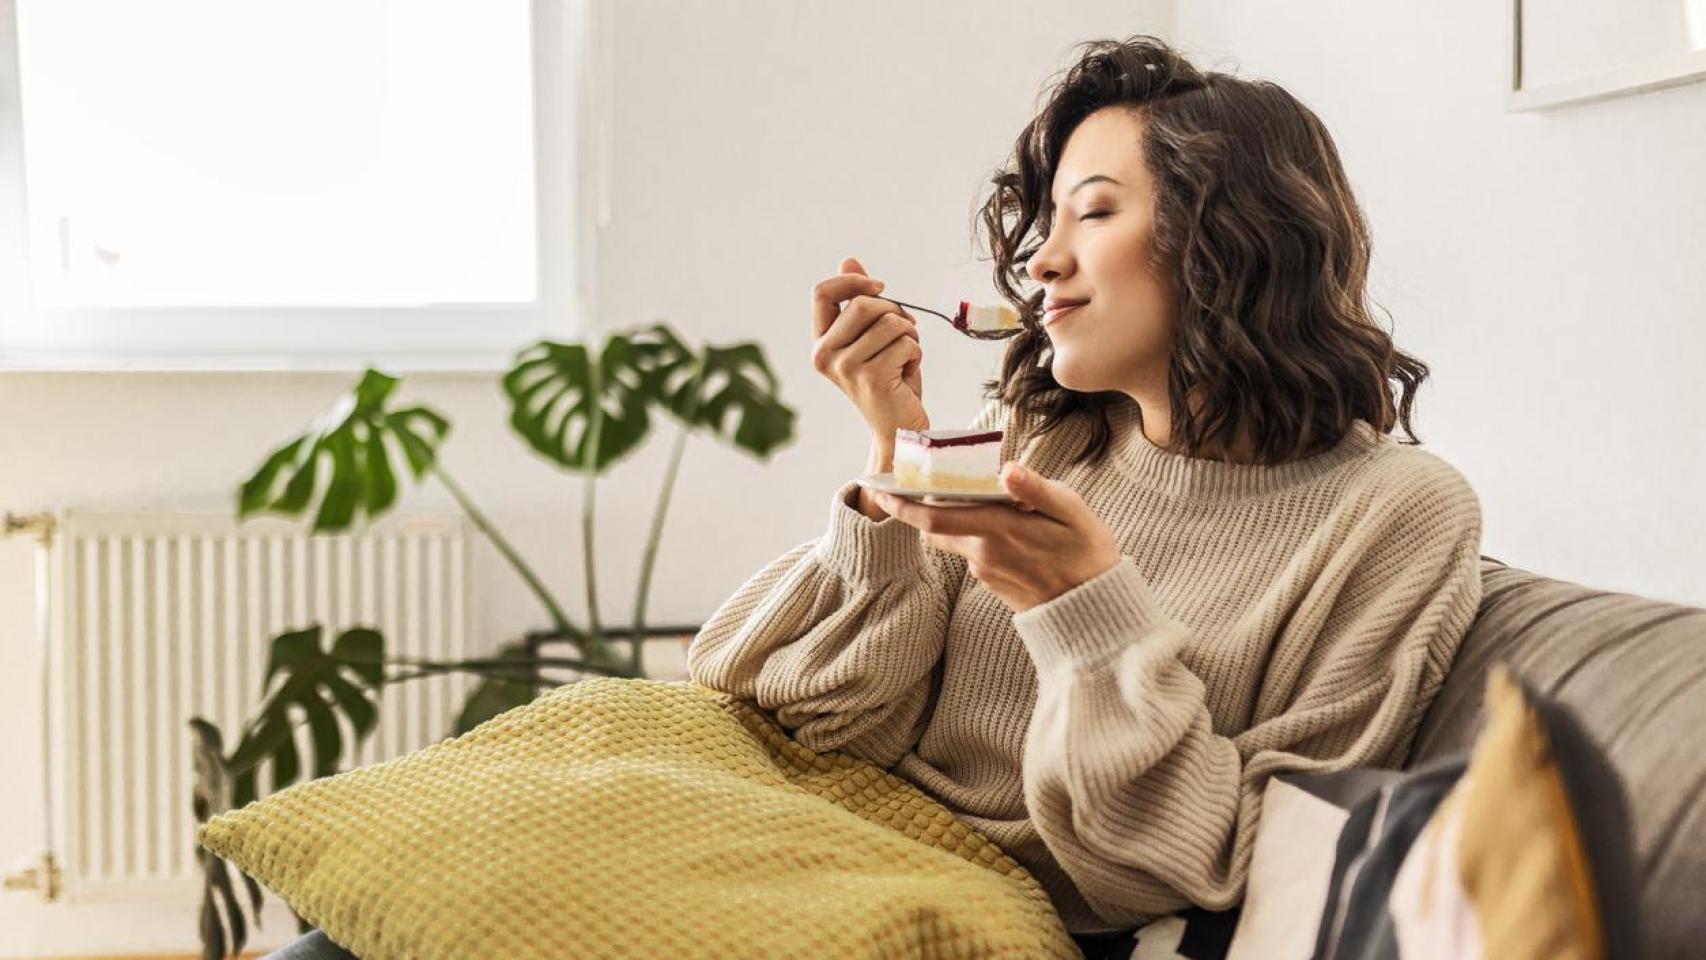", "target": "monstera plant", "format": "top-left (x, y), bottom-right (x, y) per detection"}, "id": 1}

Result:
top-left (189, 322), bottom-right (796, 957)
